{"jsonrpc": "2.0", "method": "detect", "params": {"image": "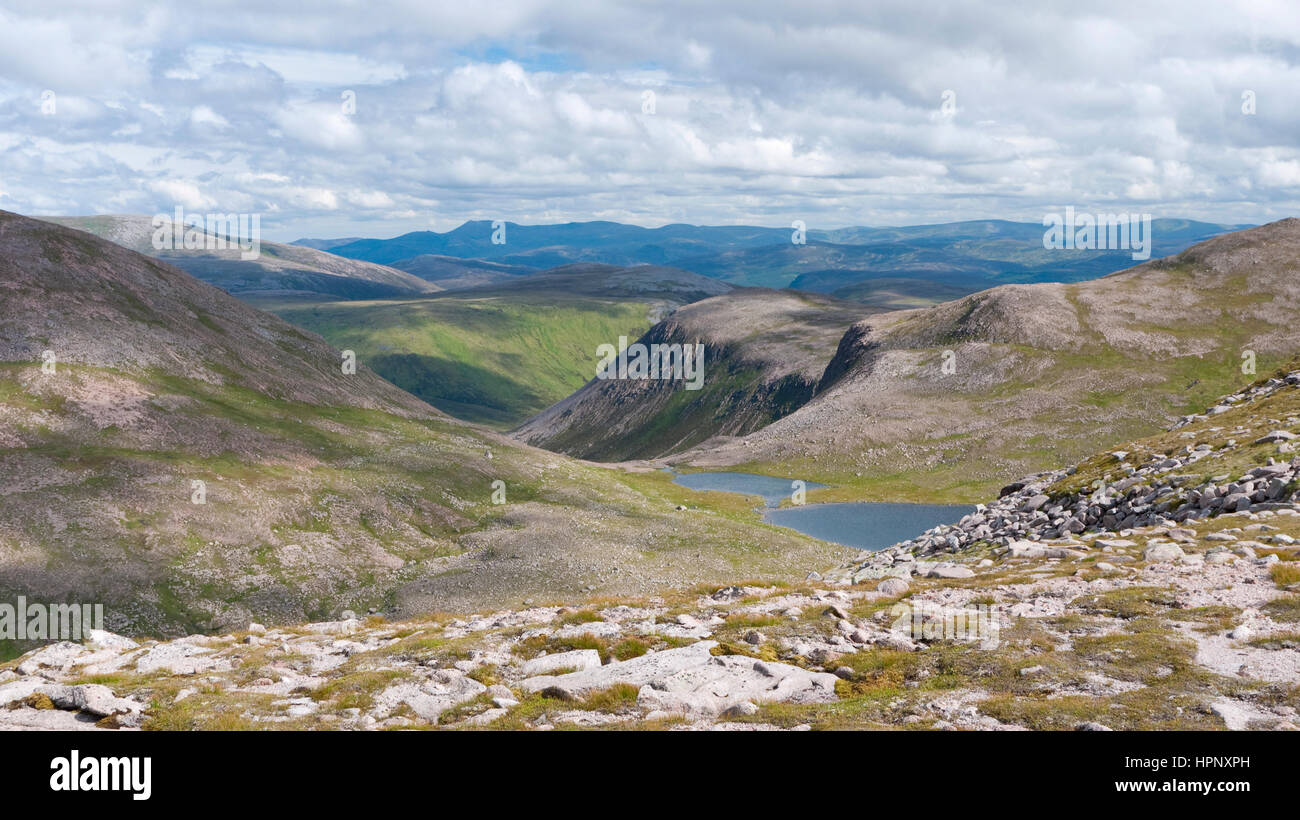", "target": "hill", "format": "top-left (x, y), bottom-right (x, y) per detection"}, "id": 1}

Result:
top-left (388, 254), bottom-right (539, 290)
top-left (40, 215), bottom-right (440, 300)
top-left (518, 220), bottom-right (1300, 504)
top-left (515, 289), bottom-right (868, 459)
top-left (685, 219), bottom-right (1300, 501)
top-left (8, 366), bottom-right (1296, 731)
top-left (0, 210), bottom-right (843, 643)
top-left (252, 264), bottom-right (733, 428)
